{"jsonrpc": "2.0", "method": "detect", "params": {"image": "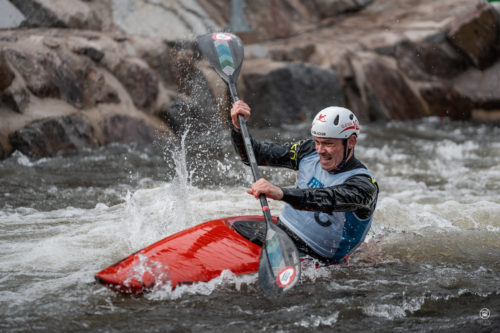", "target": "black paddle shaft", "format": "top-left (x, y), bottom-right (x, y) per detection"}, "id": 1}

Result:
top-left (229, 82), bottom-right (273, 222)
